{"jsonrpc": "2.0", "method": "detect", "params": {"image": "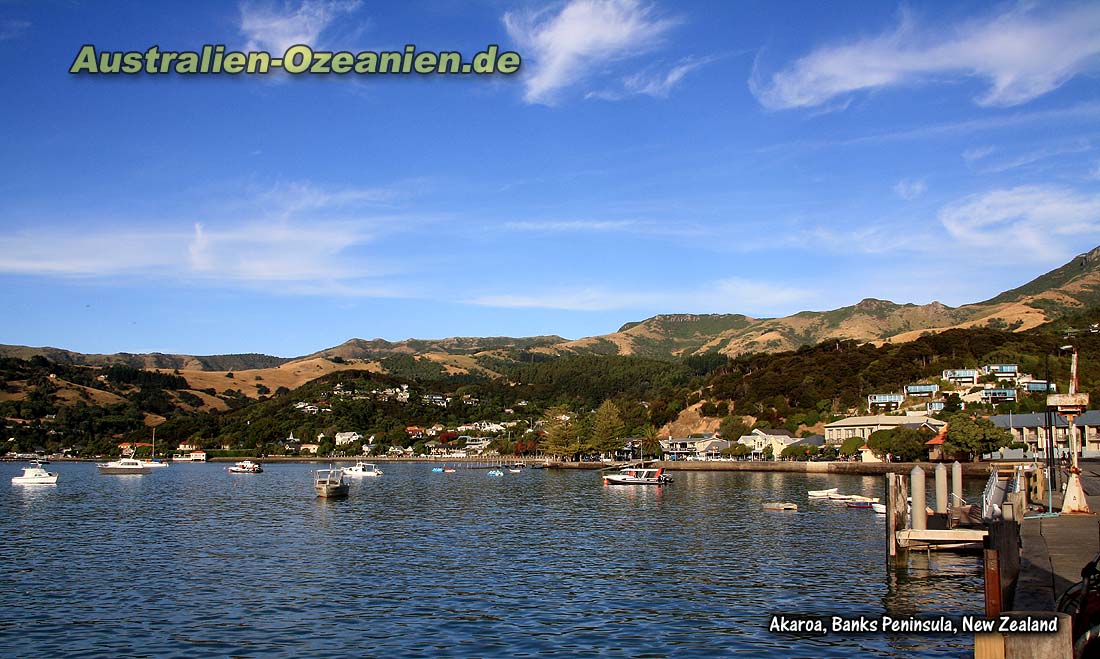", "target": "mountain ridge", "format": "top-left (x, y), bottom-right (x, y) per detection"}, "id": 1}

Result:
top-left (5, 246), bottom-right (1100, 372)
